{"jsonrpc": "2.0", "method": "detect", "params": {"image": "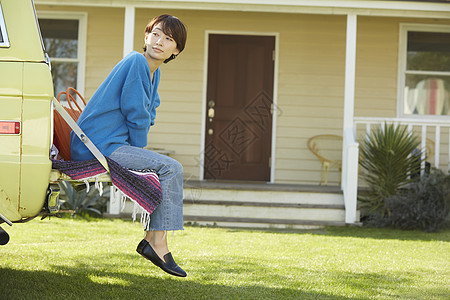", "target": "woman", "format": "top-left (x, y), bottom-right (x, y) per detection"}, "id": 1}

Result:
top-left (70, 15), bottom-right (187, 277)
